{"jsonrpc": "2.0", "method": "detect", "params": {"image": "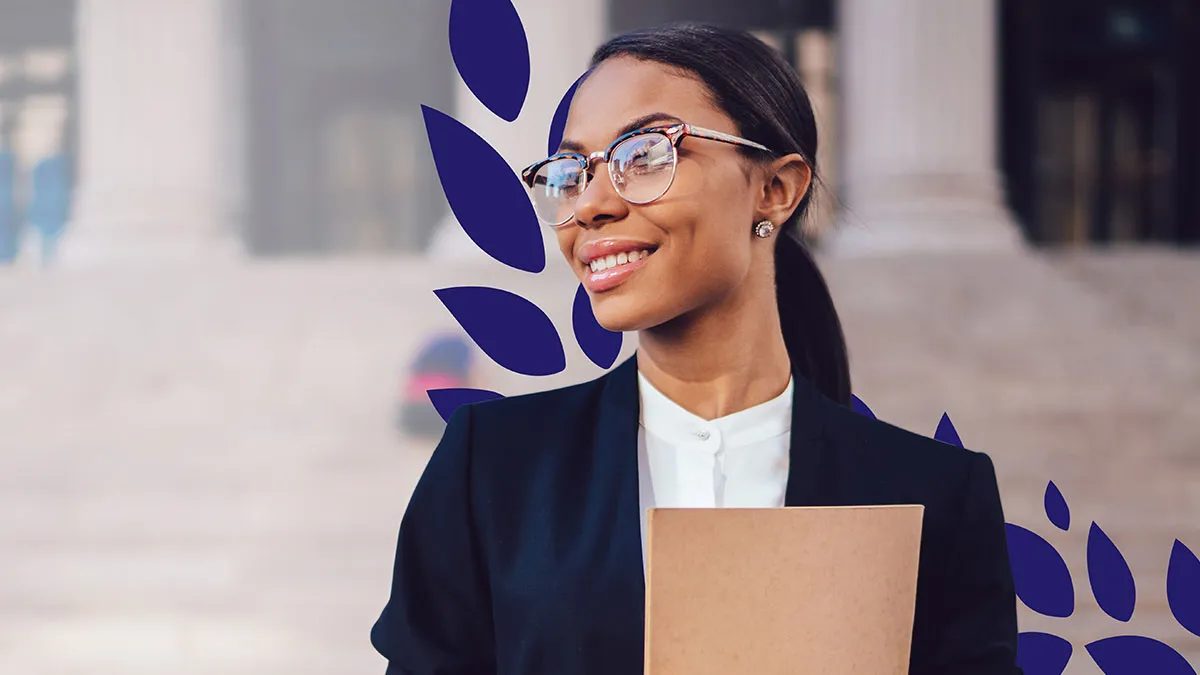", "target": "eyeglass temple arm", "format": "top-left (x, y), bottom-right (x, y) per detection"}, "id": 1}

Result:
top-left (682, 124), bottom-right (773, 153)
